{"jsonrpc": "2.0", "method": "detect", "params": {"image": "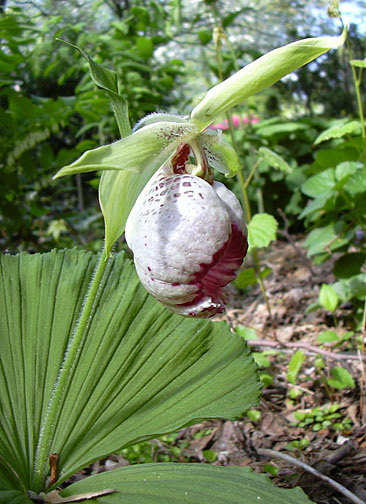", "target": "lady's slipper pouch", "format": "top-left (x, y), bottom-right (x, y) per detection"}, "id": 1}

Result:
top-left (125, 143), bottom-right (248, 318)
